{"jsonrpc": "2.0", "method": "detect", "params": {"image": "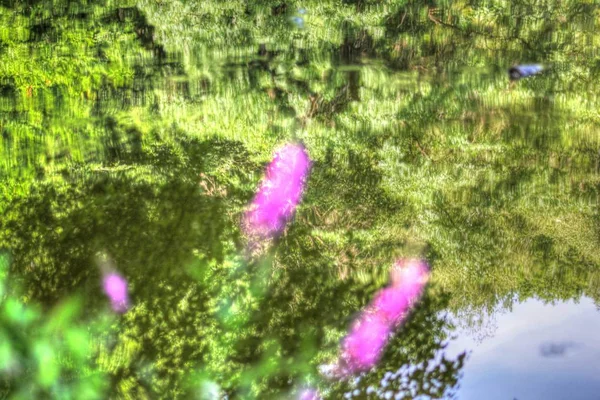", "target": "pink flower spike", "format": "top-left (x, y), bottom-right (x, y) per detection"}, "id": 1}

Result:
top-left (374, 259), bottom-right (429, 326)
top-left (102, 272), bottom-right (130, 313)
top-left (244, 143), bottom-right (311, 239)
top-left (330, 259), bottom-right (431, 379)
top-left (371, 286), bottom-right (411, 324)
top-left (341, 312), bottom-right (391, 373)
top-left (390, 259), bottom-right (430, 288)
